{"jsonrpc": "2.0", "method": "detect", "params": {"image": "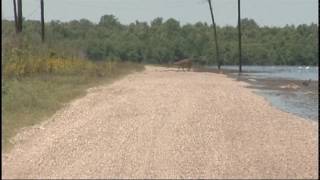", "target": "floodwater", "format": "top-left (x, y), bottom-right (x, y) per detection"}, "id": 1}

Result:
top-left (205, 65), bottom-right (319, 121)
top-left (219, 65), bottom-right (318, 81)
